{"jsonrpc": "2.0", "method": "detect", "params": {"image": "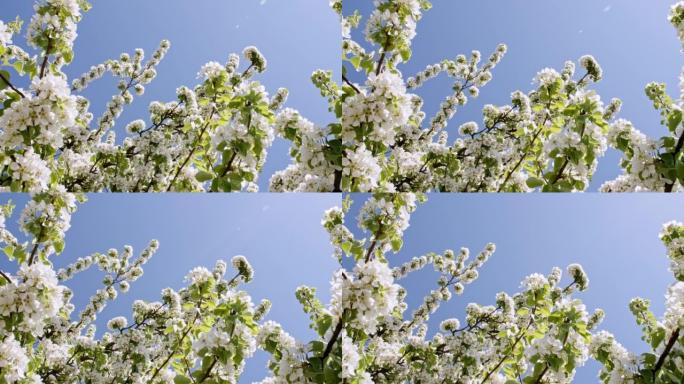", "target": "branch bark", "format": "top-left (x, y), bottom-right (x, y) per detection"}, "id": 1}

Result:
top-left (322, 316), bottom-right (344, 361)
top-left (653, 328), bottom-right (680, 379)
top-left (39, 37), bottom-right (53, 79)
top-left (0, 269), bottom-right (13, 284)
top-left (0, 71), bottom-right (26, 98)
